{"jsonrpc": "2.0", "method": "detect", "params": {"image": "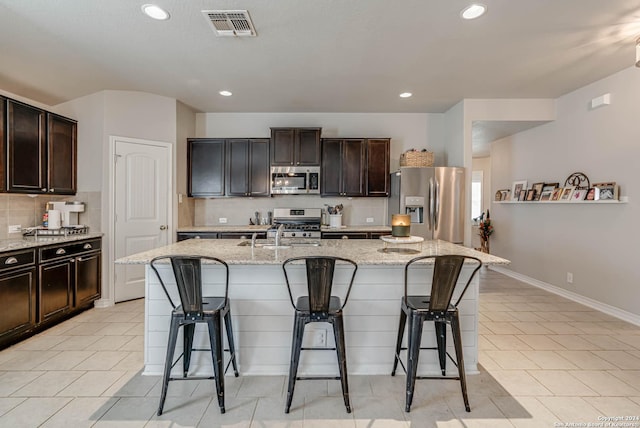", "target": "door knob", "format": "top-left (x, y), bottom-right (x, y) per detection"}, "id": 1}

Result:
top-left (160, 225), bottom-right (167, 230)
